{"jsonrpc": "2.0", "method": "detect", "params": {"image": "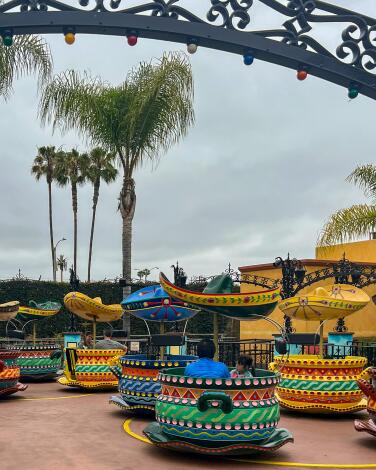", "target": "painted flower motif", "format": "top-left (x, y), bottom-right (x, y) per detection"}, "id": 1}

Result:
top-left (331, 285), bottom-right (341, 294)
top-left (244, 297), bottom-right (250, 303)
top-left (299, 298), bottom-right (309, 306)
